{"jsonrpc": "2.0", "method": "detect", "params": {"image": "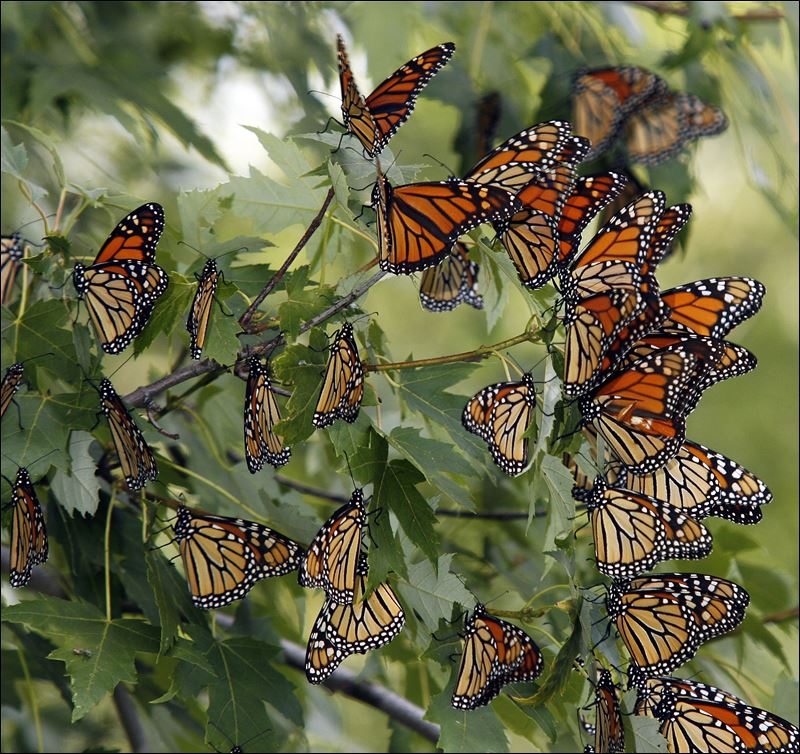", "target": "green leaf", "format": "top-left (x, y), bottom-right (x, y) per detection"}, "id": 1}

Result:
top-left (426, 666), bottom-right (509, 753)
top-left (272, 330), bottom-right (328, 444)
top-left (539, 454), bottom-right (575, 548)
top-left (396, 554), bottom-right (475, 631)
top-left (3, 596), bottom-right (159, 721)
top-left (277, 265), bottom-right (336, 338)
top-left (630, 714), bottom-right (669, 753)
top-left (386, 426), bottom-right (477, 509)
top-left (201, 305), bottom-right (243, 366)
top-left (1, 125), bottom-right (28, 176)
top-left (49, 431), bottom-right (101, 516)
top-left (373, 459), bottom-right (440, 565)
